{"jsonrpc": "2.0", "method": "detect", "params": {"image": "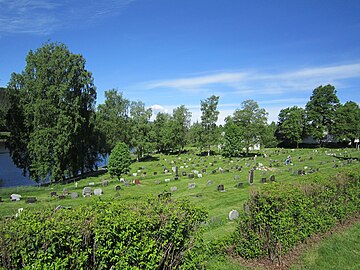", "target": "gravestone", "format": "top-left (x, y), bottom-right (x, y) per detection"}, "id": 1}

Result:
top-left (153, 172), bottom-right (158, 175)
top-left (188, 183), bottom-right (196, 189)
top-left (94, 188), bottom-right (103, 196)
top-left (89, 182), bottom-right (95, 186)
top-left (212, 169), bottom-right (217, 174)
top-left (133, 179), bottom-right (141, 185)
top-left (197, 173), bottom-right (203, 178)
top-left (115, 185), bottom-right (121, 191)
top-left (154, 180), bottom-right (161, 185)
top-left (170, 186), bottom-right (177, 192)
top-left (10, 194), bottom-right (21, 201)
top-left (261, 177), bottom-right (266, 183)
top-left (206, 180), bottom-right (213, 186)
top-left (124, 181), bottom-right (130, 186)
top-left (228, 209), bottom-right (239, 220)
top-left (235, 182), bottom-right (244, 188)
top-left (270, 175), bottom-right (276, 182)
top-left (248, 170), bottom-right (254, 185)
top-left (132, 173), bottom-right (137, 177)
top-left (234, 175), bottom-right (240, 180)
top-left (70, 192), bottom-right (79, 199)
top-left (63, 188), bottom-right (69, 196)
top-left (26, 197), bottom-right (37, 204)
top-left (82, 187), bottom-right (92, 197)
top-left (165, 178), bottom-right (170, 183)
top-left (217, 184), bottom-right (225, 191)
top-left (58, 195), bottom-right (65, 200)
top-left (188, 173), bottom-right (195, 179)
top-left (50, 191), bottom-right (57, 197)
top-left (119, 178), bottom-right (125, 182)
top-left (102, 180), bottom-right (109, 186)
top-left (182, 171), bottom-right (187, 176)
top-left (202, 168), bottom-right (206, 173)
